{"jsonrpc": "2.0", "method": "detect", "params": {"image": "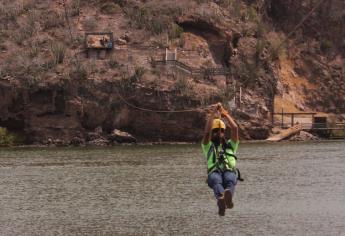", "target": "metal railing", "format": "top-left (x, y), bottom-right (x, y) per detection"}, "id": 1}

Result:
top-left (154, 59), bottom-right (230, 76)
top-left (273, 122), bottom-right (345, 131)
